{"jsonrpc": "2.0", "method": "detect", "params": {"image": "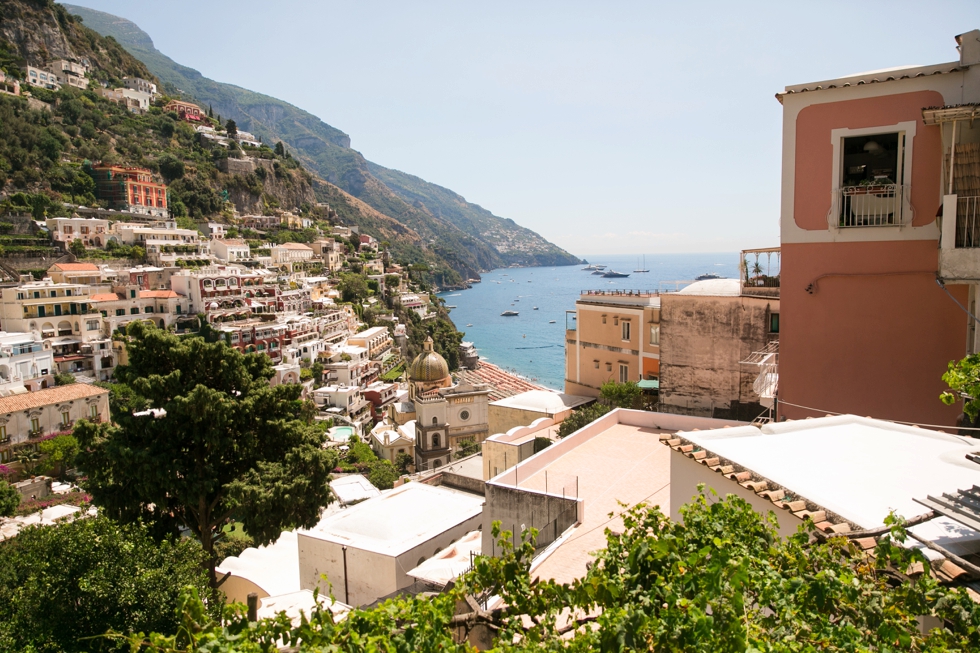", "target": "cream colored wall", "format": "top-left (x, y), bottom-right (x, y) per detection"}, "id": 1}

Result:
top-left (669, 448), bottom-right (803, 539)
top-left (1, 390), bottom-right (109, 448)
